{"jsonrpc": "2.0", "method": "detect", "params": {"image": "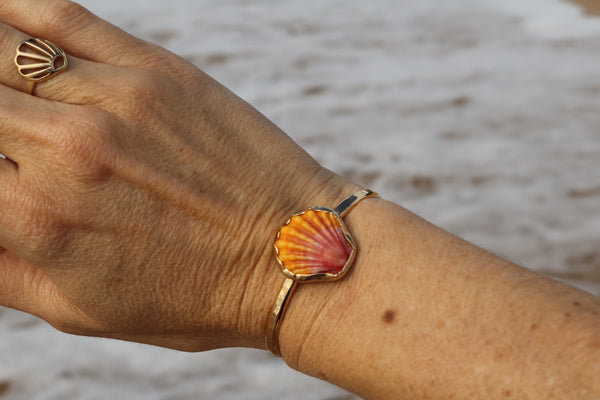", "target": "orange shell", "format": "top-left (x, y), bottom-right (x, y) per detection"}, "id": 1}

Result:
top-left (274, 208), bottom-right (355, 281)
